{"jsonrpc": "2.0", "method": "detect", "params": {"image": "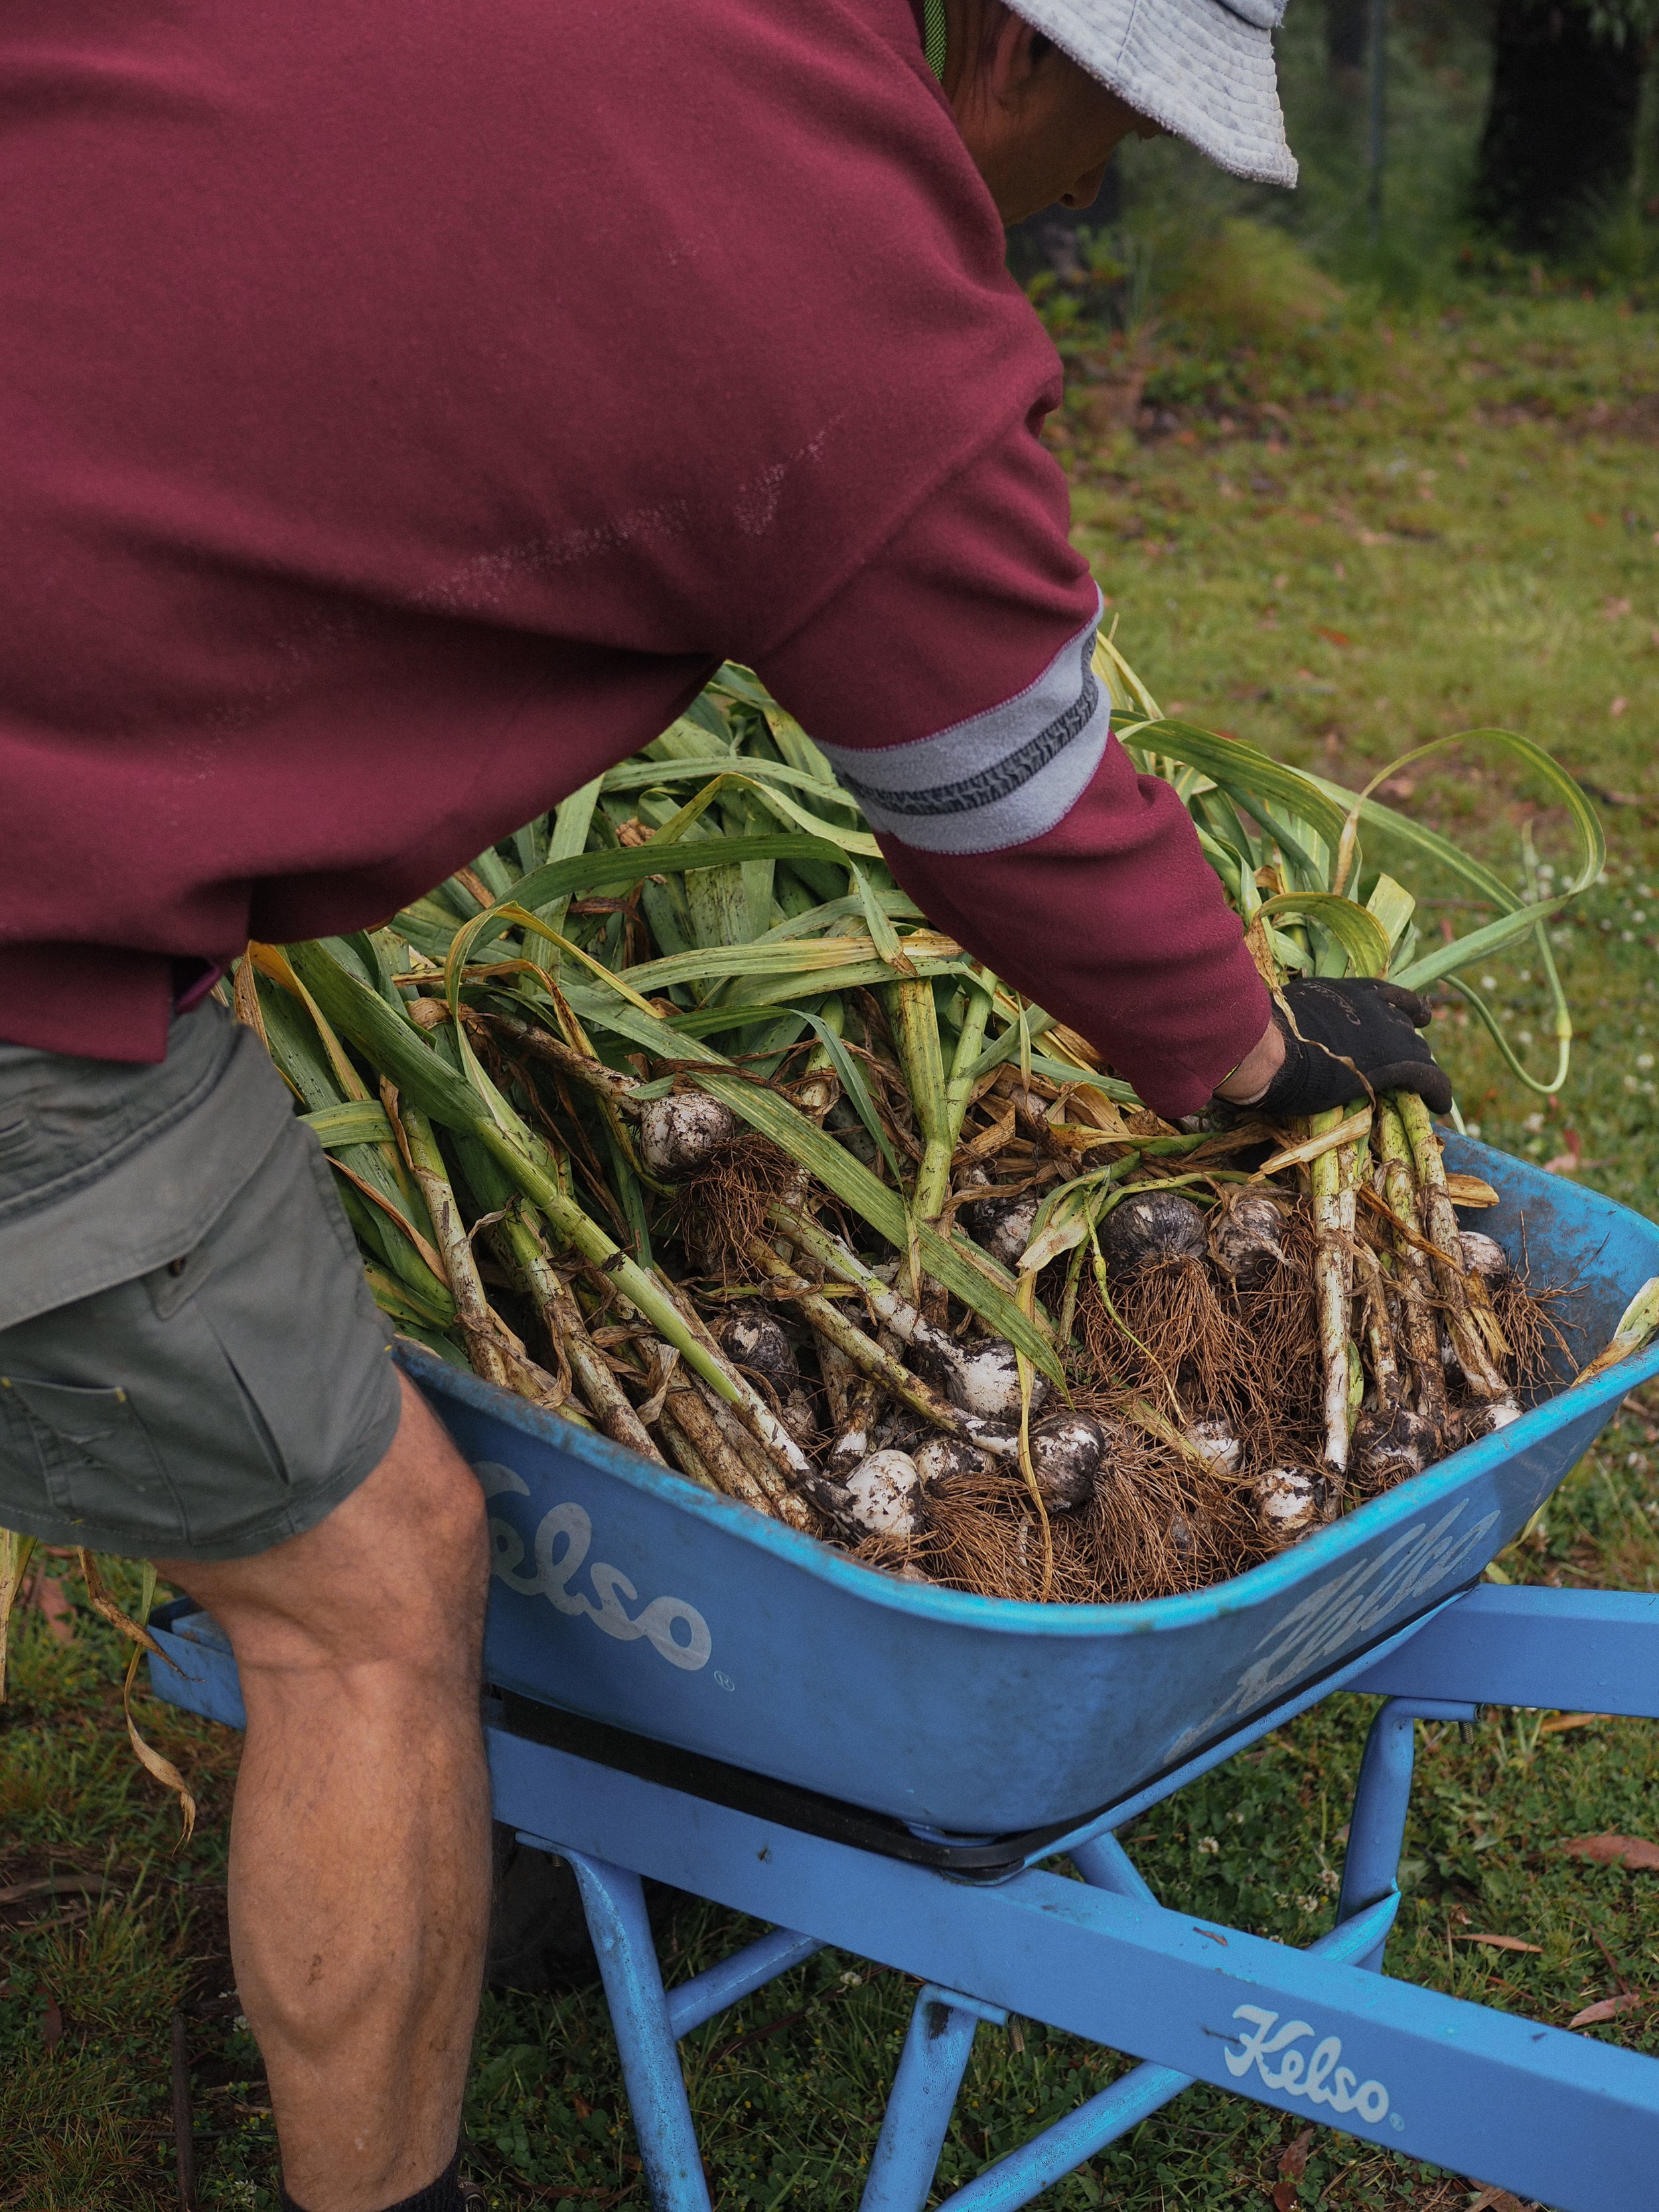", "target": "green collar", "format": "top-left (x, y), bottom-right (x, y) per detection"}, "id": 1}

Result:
top-left (924, 0), bottom-right (947, 80)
